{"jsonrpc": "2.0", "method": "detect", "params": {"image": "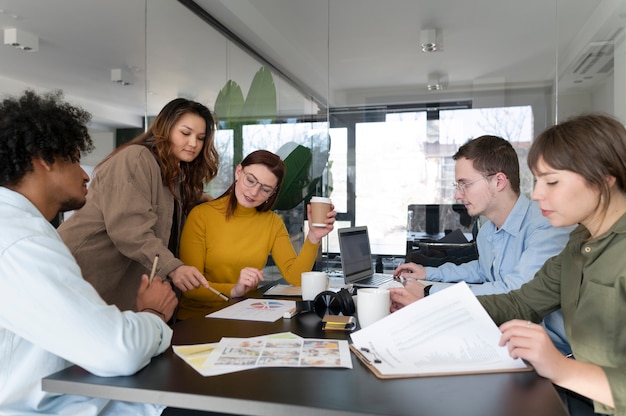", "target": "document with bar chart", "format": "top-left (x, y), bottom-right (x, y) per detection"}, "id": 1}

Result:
top-left (206, 298), bottom-right (296, 322)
